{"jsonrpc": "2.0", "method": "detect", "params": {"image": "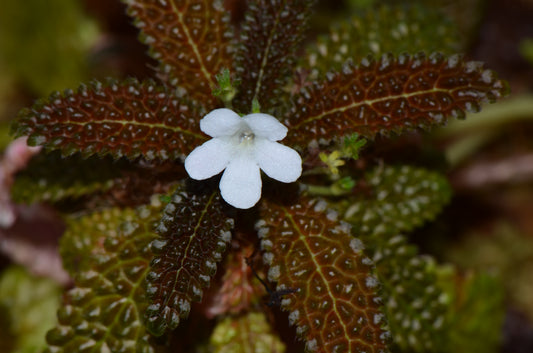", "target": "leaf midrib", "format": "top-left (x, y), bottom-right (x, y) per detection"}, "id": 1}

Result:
top-left (284, 208), bottom-right (352, 347)
top-left (170, 1), bottom-right (217, 92)
top-left (251, 1), bottom-right (286, 108)
top-left (59, 118), bottom-right (207, 141)
top-left (291, 86), bottom-right (449, 130)
top-left (166, 192), bottom-right (217, 308)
